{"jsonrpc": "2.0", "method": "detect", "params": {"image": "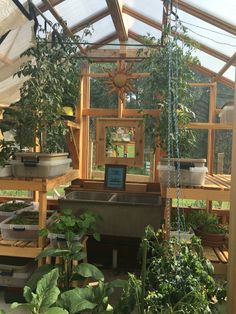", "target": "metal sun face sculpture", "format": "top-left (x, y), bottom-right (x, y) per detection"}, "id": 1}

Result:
top-left (104, 61), bottom-right (136, 101)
